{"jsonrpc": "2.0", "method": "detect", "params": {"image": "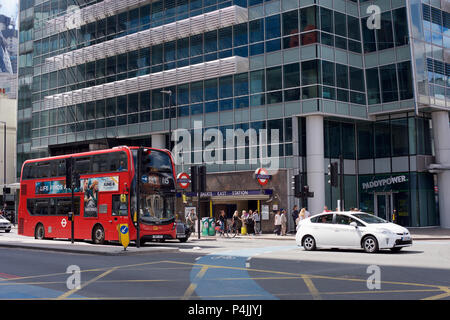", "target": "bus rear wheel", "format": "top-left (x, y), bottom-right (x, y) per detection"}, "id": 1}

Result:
top-left (92, 225), bottom-right (105, 244)
top-left (35, 223), bottom-right (45, 240)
